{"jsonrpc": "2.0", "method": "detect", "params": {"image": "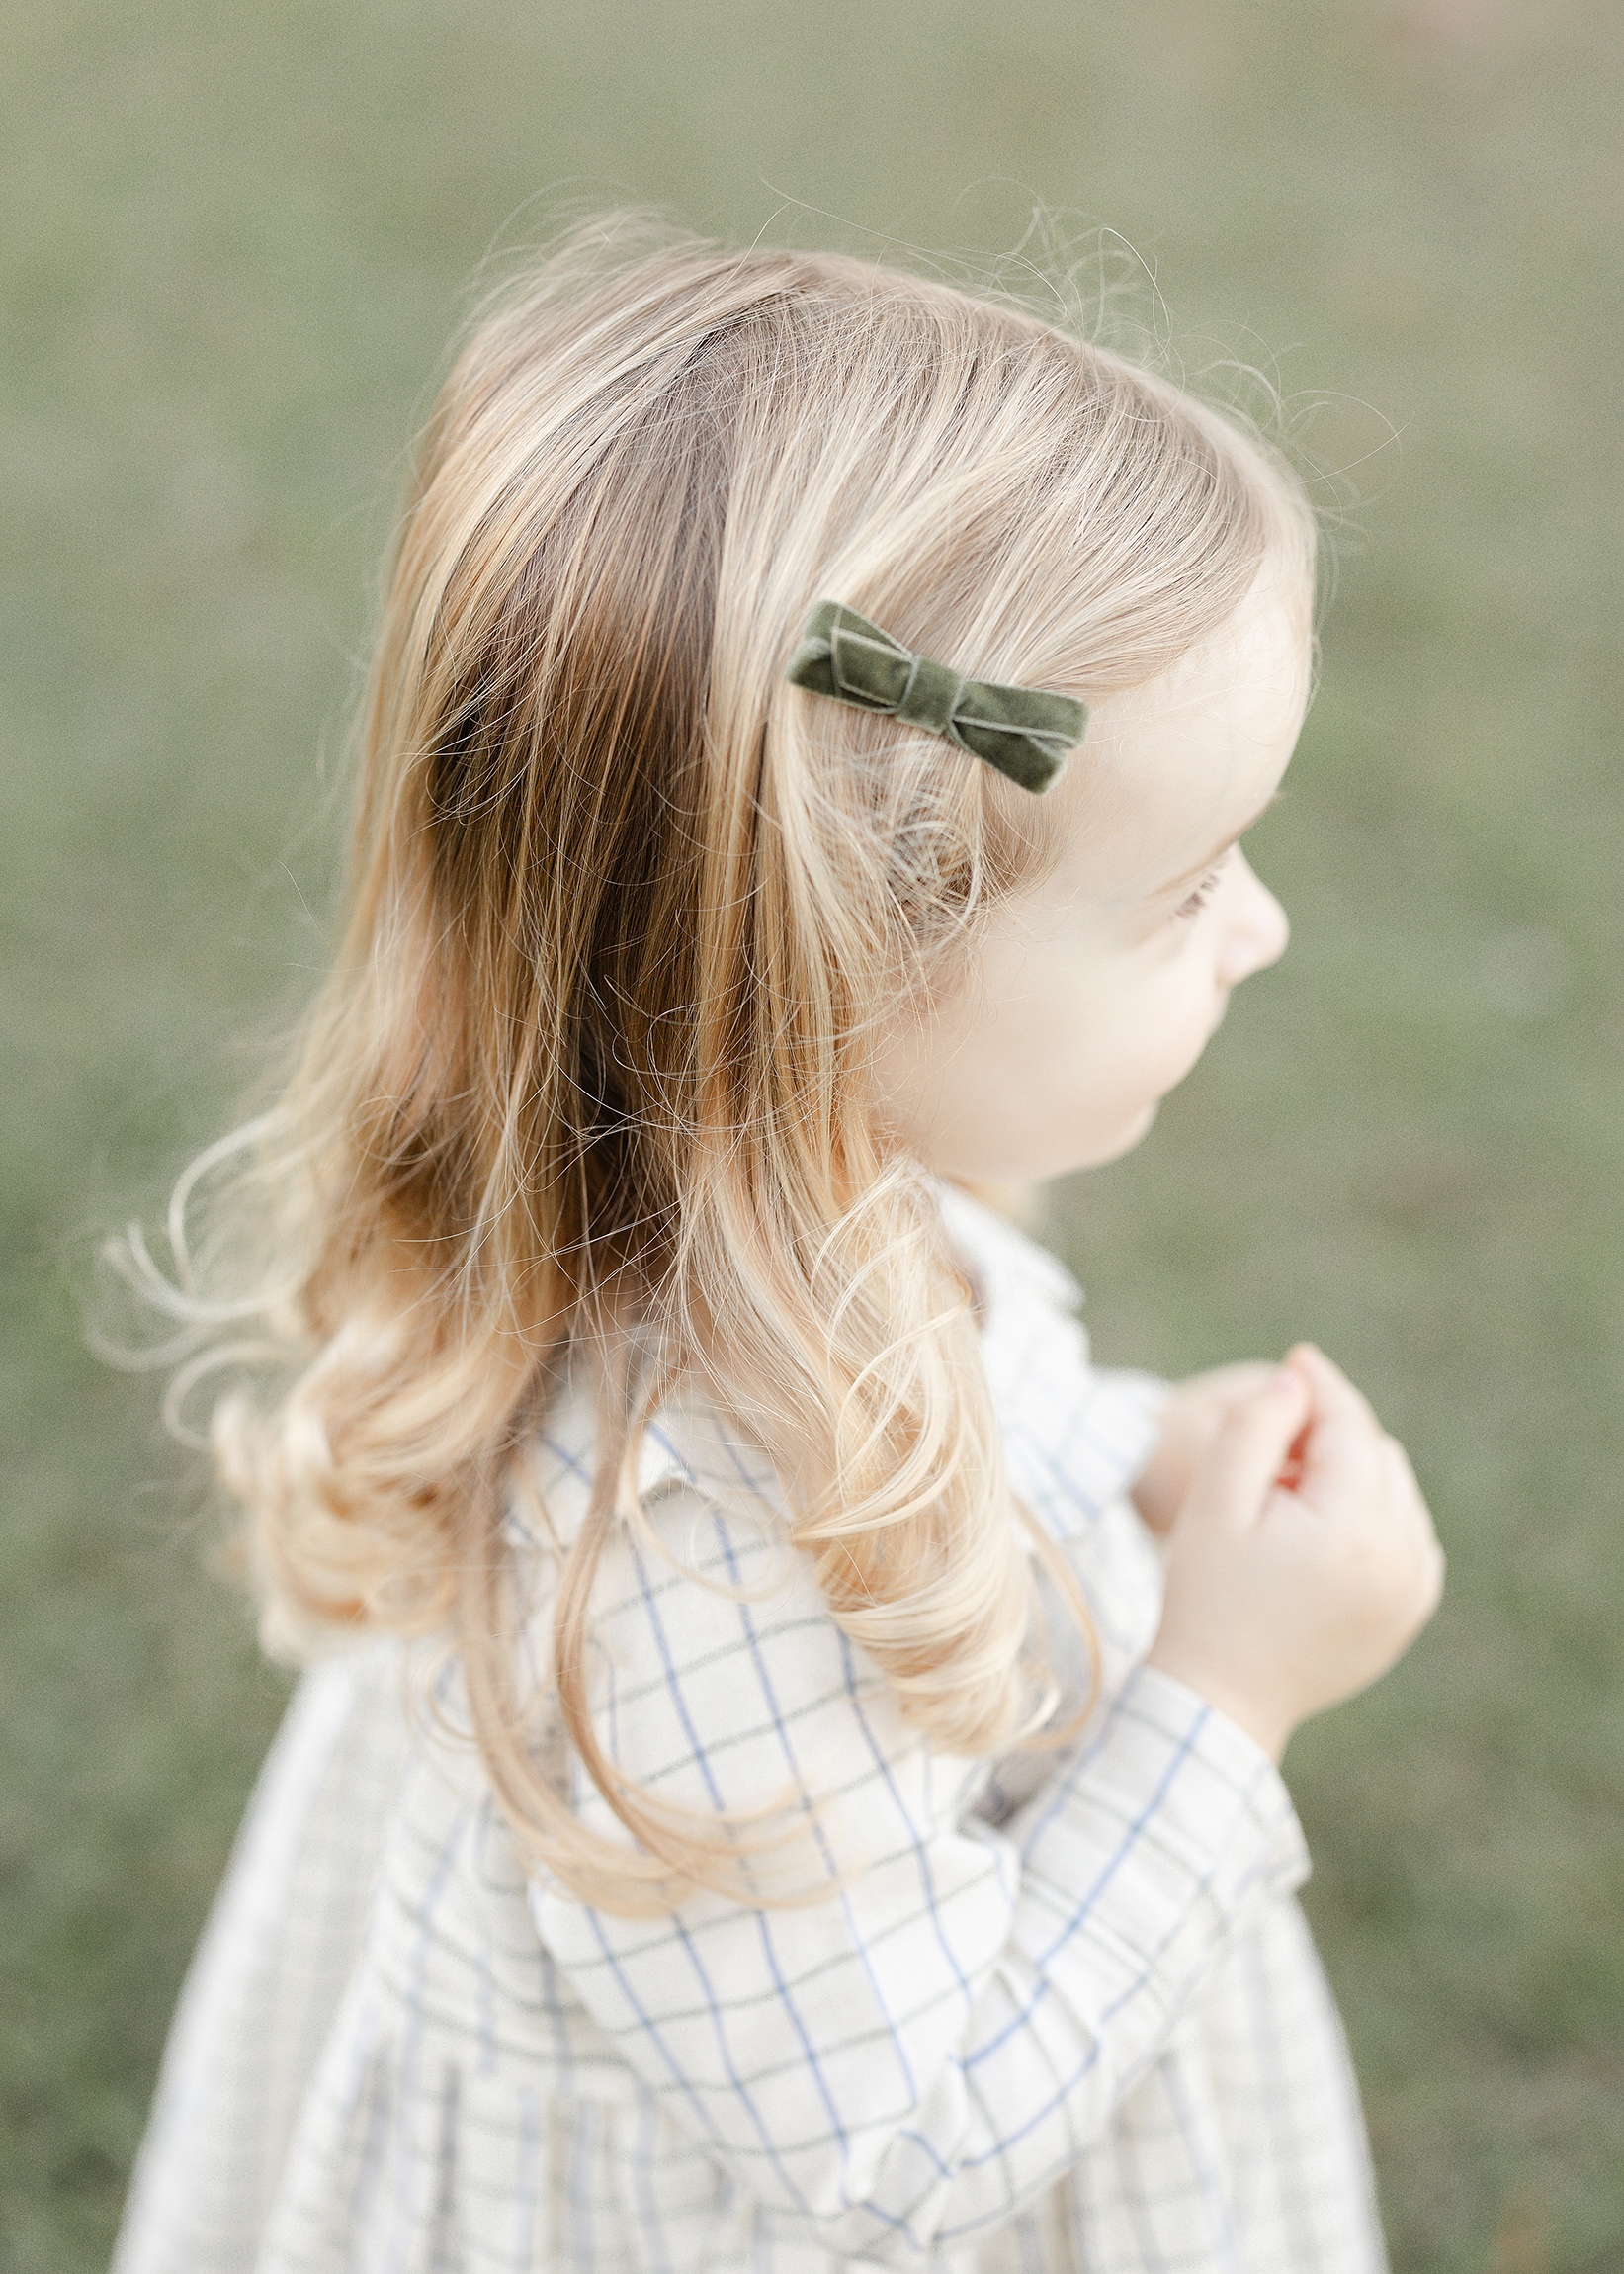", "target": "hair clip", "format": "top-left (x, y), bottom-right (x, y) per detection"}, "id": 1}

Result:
top-left (783, 600), bottom-right (1086, 795)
